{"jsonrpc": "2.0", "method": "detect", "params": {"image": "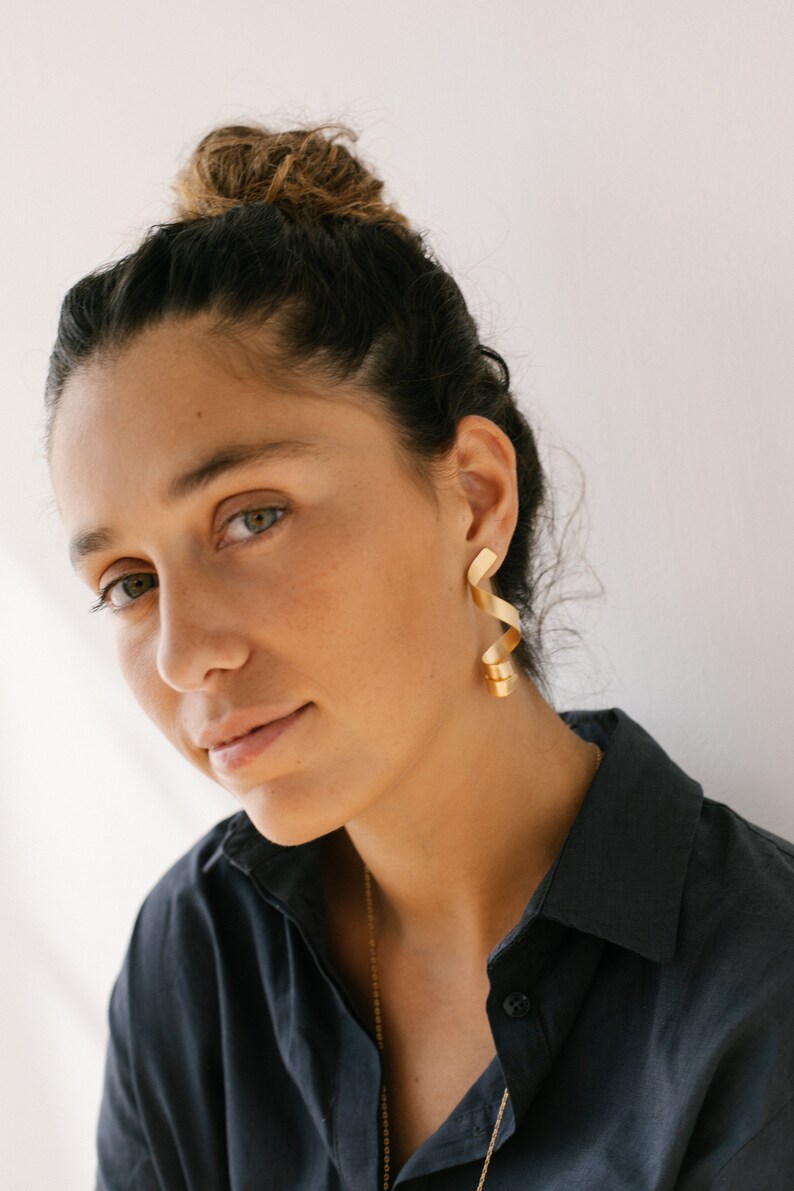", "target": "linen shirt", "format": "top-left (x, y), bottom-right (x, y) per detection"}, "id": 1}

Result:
top-left (95, 706), bottom-right (794, 1189)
